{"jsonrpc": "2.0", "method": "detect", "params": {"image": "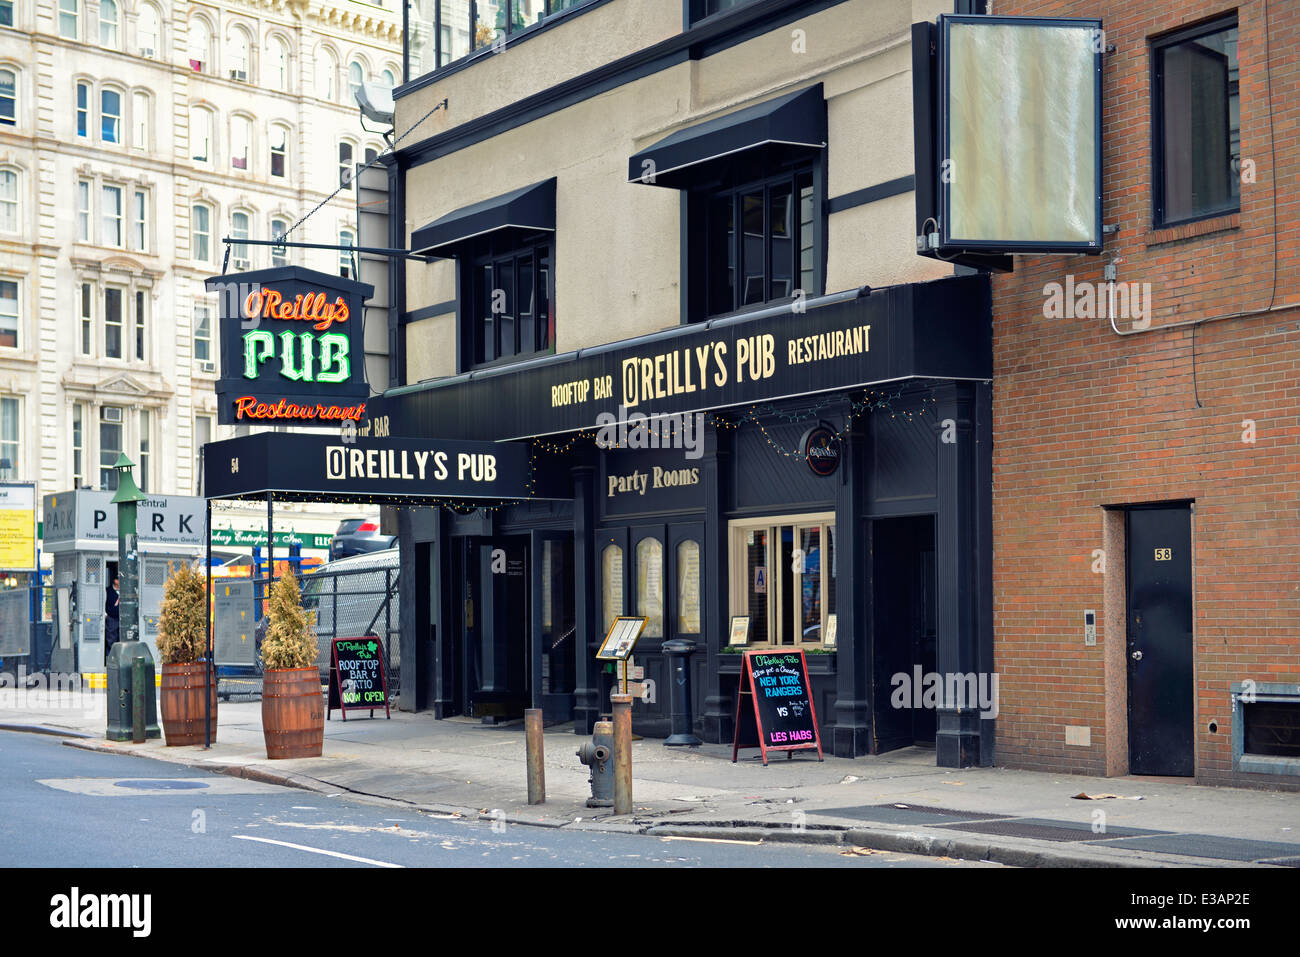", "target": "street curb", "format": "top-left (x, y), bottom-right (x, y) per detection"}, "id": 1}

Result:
top-left (0, 722), bottom-right (94, 739)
